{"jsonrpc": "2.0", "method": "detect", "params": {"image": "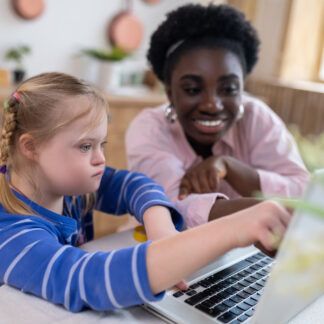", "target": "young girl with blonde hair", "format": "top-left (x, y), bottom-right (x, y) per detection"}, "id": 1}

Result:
top-left (0, 72), bottom-right (291, 312)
